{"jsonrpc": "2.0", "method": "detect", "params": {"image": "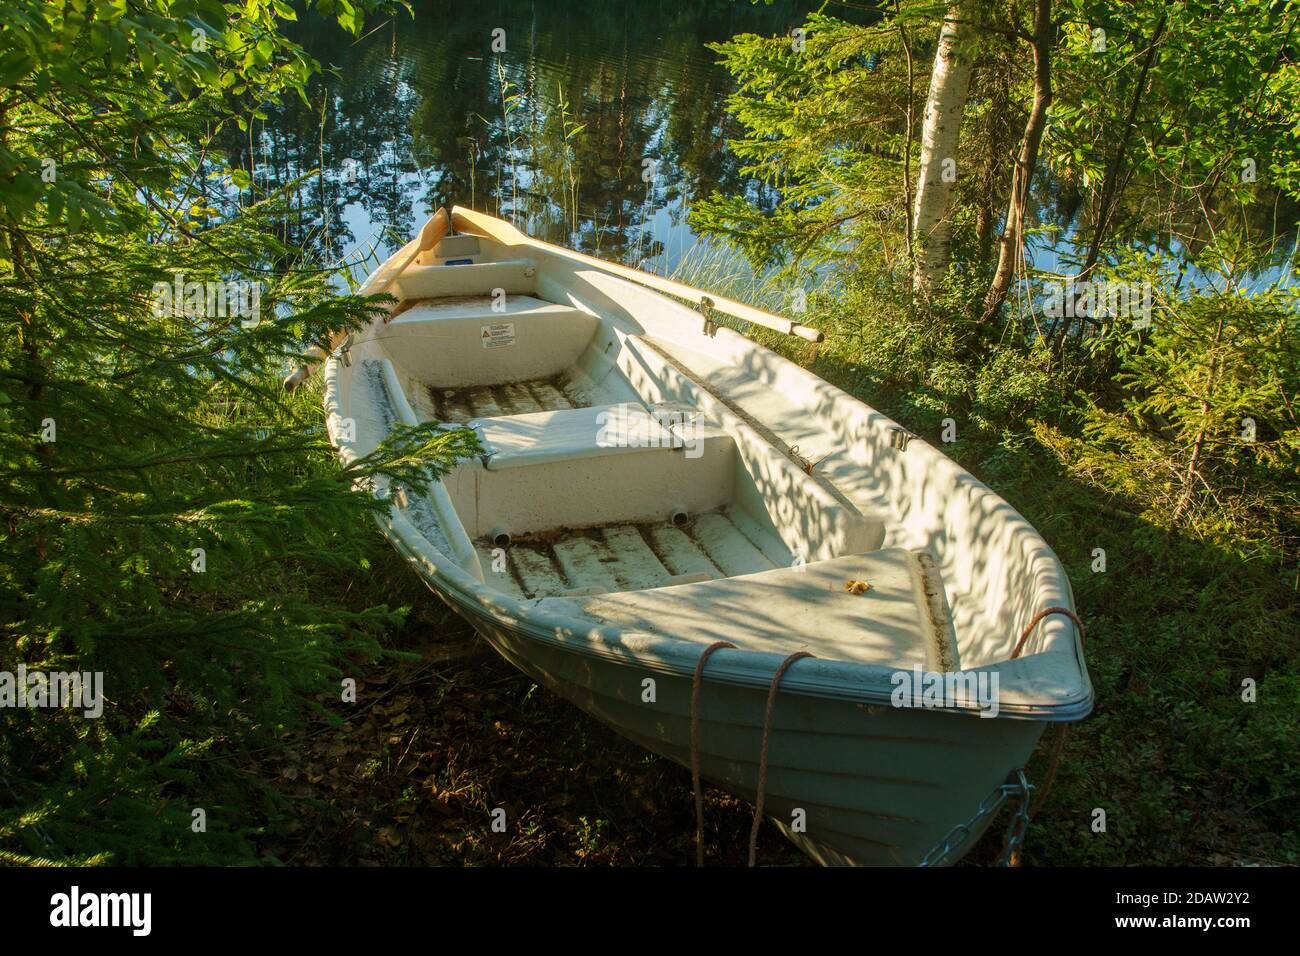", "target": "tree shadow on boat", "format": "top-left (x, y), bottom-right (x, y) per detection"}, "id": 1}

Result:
top-left (794, 344), bottom-right (1299, 865)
